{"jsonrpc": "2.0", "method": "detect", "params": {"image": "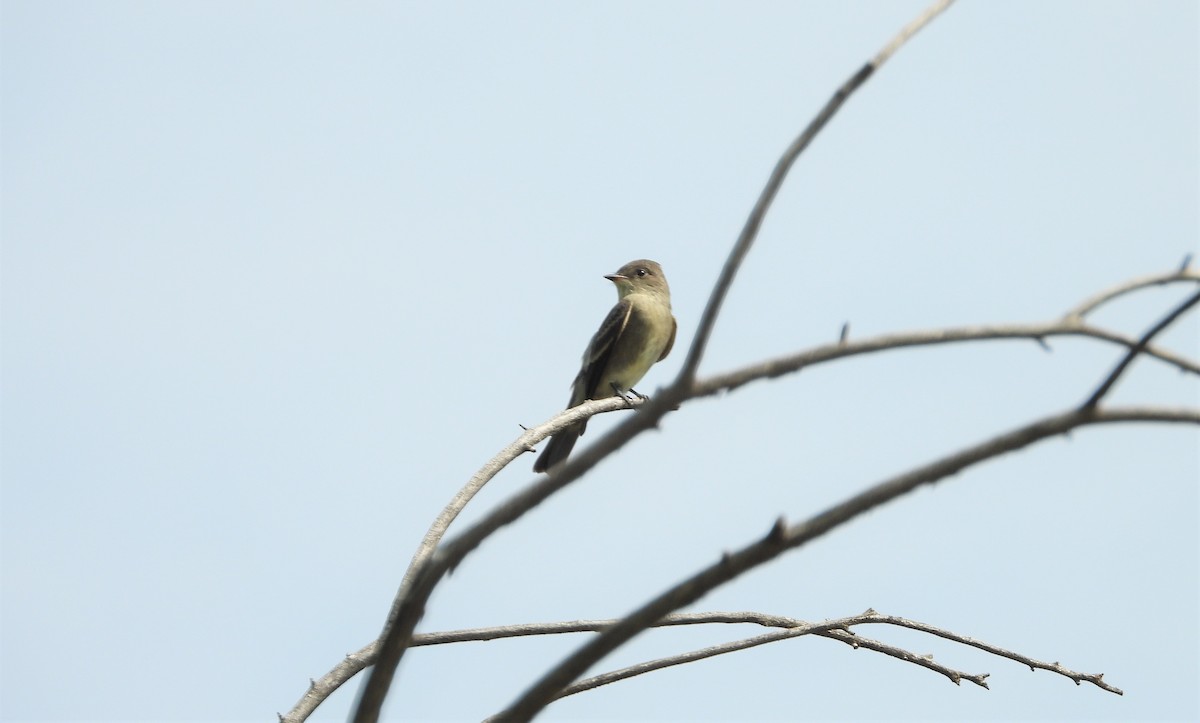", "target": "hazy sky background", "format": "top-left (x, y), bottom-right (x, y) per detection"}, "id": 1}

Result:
top-left (2, 1), bottom-right (1197, 721)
